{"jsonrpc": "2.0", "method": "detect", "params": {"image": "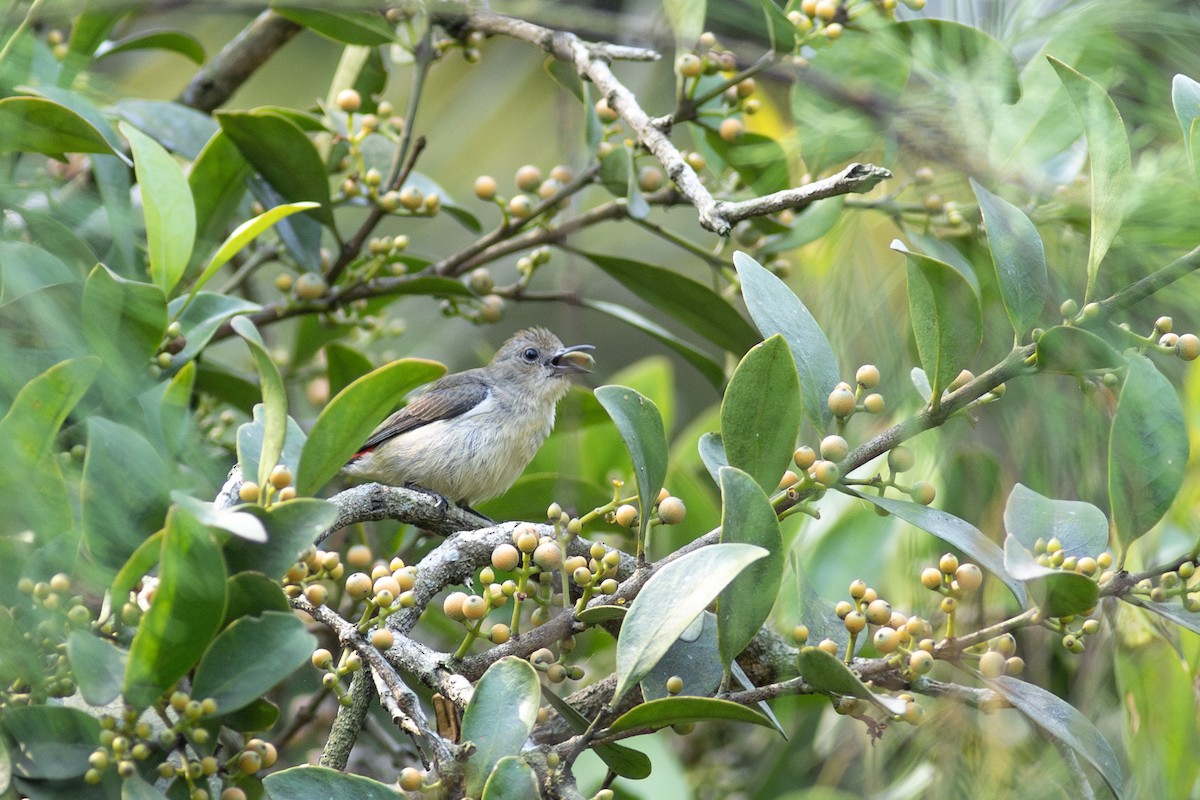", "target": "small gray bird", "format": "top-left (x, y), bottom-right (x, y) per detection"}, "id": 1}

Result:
top-left (344, 328), bottom-right (594, 509)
